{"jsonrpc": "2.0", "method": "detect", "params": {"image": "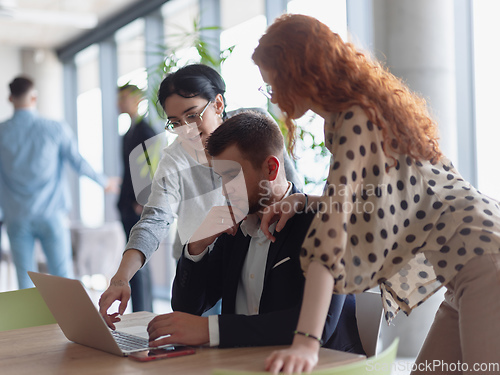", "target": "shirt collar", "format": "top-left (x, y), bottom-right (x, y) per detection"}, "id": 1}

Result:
top-left (13, 108), bottom-right (36, 117)
top-left (240, 182), bottom-right (292, 238)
